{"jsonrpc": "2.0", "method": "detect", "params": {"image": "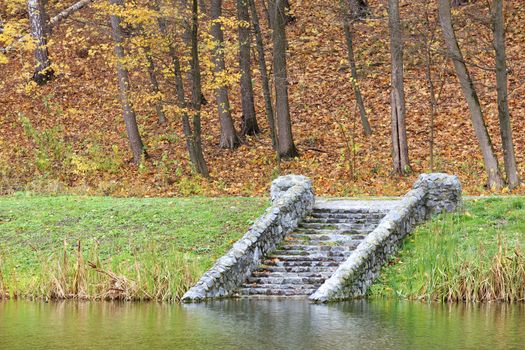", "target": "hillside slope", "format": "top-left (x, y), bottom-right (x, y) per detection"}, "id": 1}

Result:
top-left (0, 0), bottom-right (524, 196)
